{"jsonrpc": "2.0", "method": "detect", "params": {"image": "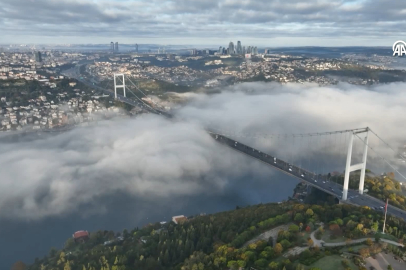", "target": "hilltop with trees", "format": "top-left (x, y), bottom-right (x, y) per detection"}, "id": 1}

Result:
top-left (24, 201), bottom-right (406, 270)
